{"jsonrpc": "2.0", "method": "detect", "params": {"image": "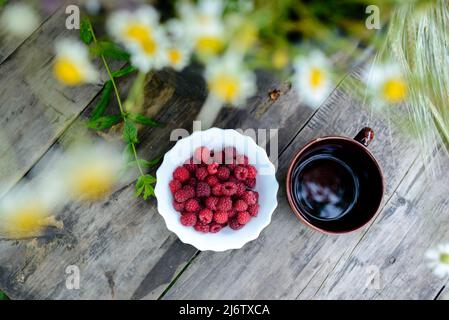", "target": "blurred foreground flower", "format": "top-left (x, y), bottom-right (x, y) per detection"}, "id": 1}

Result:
top-left (53, 39), bottom-right (99, 86)
top-left (364, 62), bottom-right (407, 107)
top-left (61, 143), bottom-right (124, 201)
top-left (178, 0), bottom-right (226, 58)
top-left (293, 50), bottom-right (333, 108)
top-left (0, 3), bottom-right (40, 39)
top-left (426, 244), bottom-right (449, 278)
top-left (107, 6), bottom-right (166, 72)
top-left (197, 52), bottom-right (256, 128)
top-left (0, 185), bottom-right (62, 239)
